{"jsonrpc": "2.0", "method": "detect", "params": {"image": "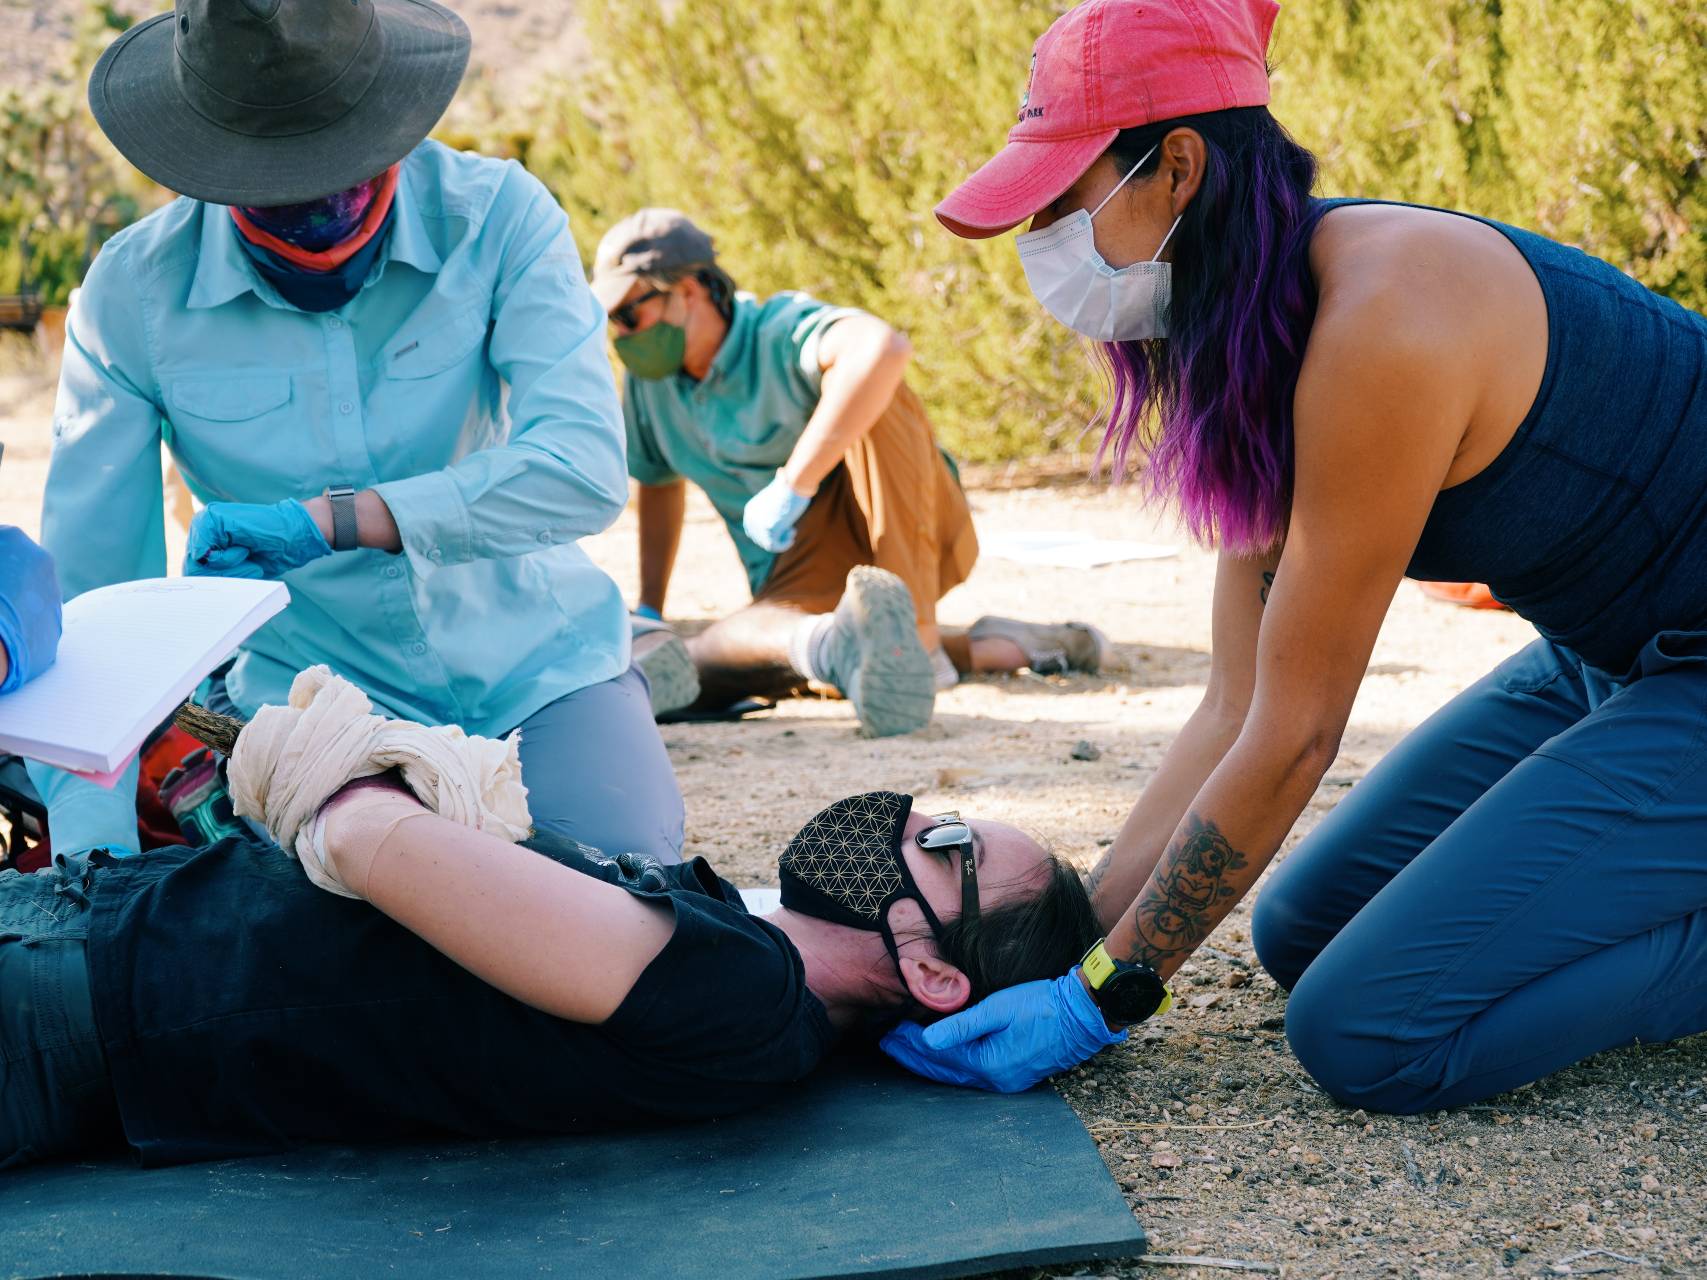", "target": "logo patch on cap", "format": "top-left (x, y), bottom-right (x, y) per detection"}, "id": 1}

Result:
top-left (1017, 51), bottom-right (1044, 121)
